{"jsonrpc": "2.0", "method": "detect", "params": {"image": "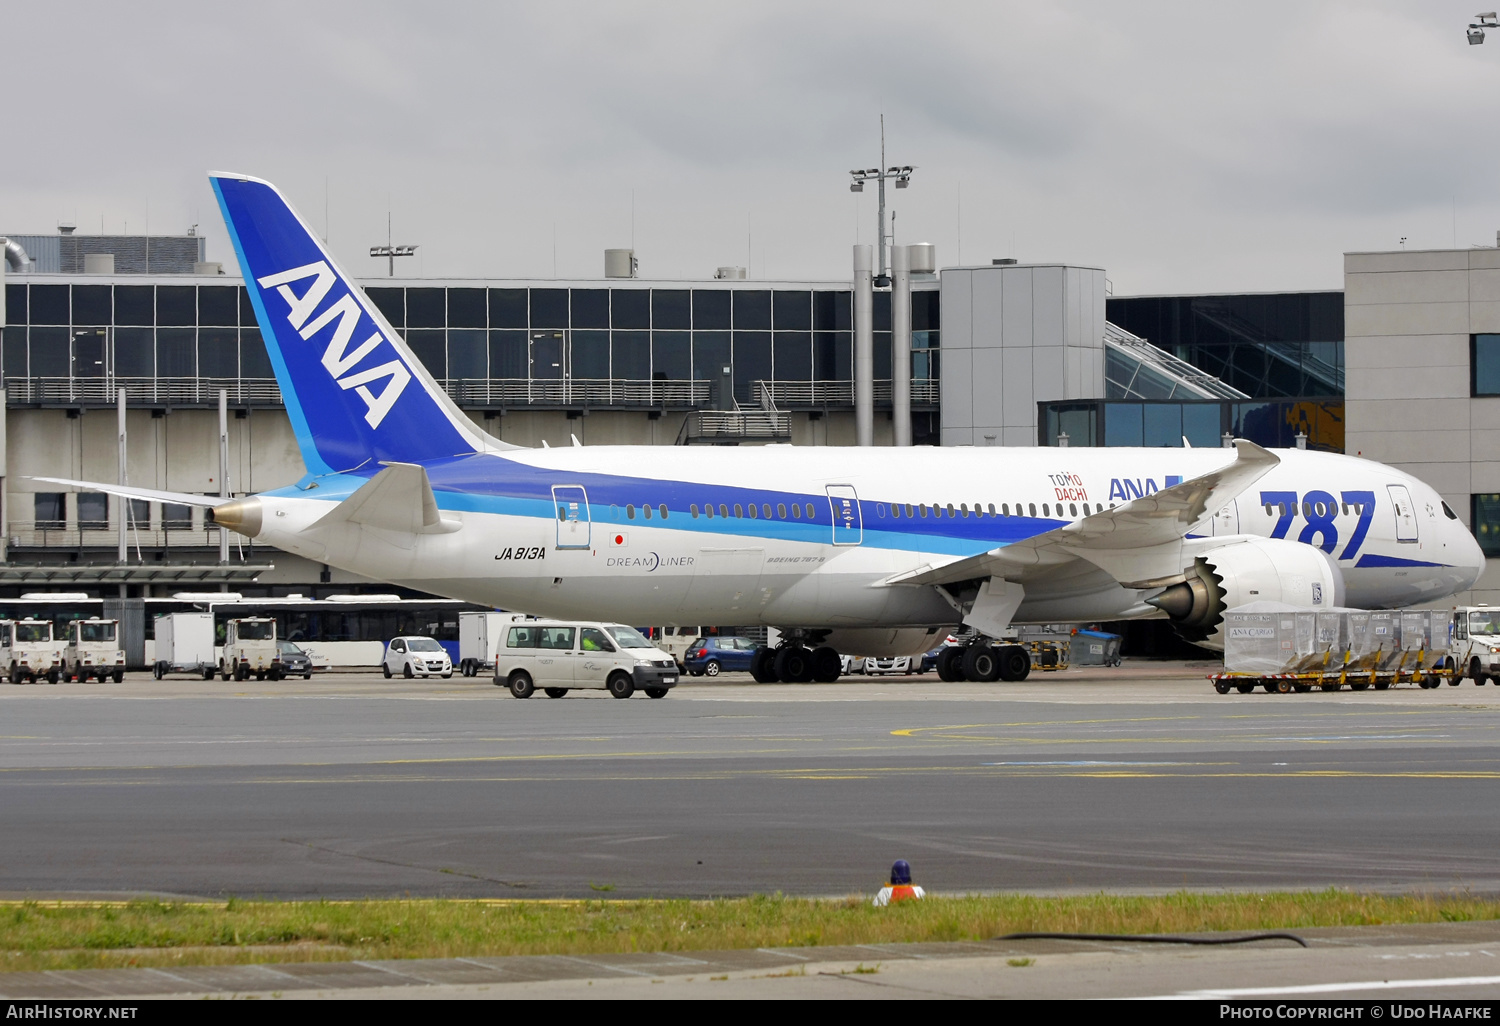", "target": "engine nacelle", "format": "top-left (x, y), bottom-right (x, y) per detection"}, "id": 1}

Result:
top-left (1147, 536), bottom-right (1346, 650)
